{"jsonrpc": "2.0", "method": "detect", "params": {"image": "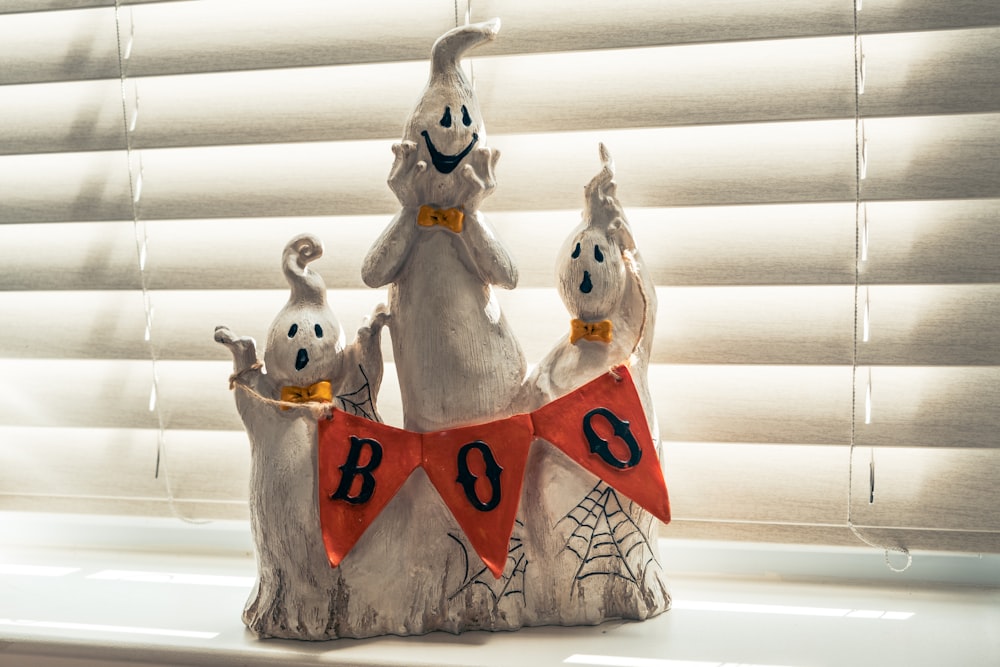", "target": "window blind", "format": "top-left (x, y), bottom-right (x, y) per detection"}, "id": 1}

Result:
top-left (1, 0), bottom-right (998, 555)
